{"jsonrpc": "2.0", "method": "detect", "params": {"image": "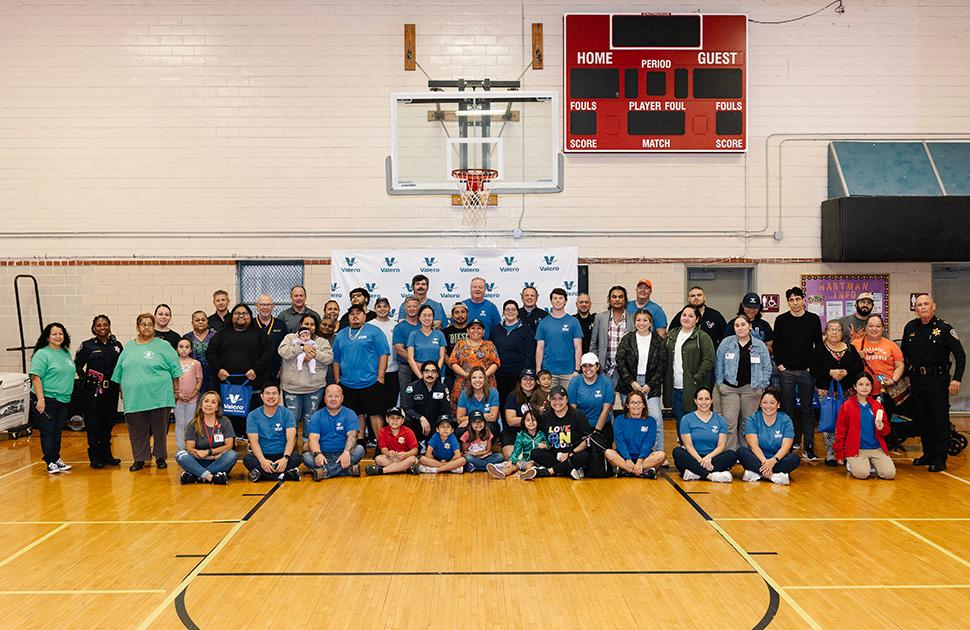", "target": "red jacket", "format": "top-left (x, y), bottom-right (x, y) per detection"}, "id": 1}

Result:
top-left (834, 396), bottom-right (890, 460)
